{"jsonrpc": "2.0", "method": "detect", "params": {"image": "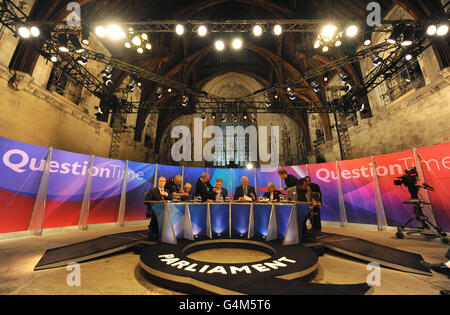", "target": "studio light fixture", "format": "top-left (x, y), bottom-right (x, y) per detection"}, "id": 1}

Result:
top-left (426, 25), bottom-right (437, 36)
top-left (95, 26), bottom-right (107, 38)
top-left (321, 24), bottom-right (337, 41)
top-left (124, 42), bottom-right (131, 48)
top-left (273, 24), bottom-right (283, 36)
top-left (137, 47), bottom-right (144, 54)
top-left (387, 24), bottom-right (405, 44)
top-left (76, 54), bottom-right (88, 65)
top-left (253, 25), bottom-right (263, 37)
top-left (232, 115), bottom-right (238, 123)
top-left (311, 82), bottom-right (320, 93)
top-left (18, 25), bottom-right (30, 38)
top-left (141, 33), bottom-right (148, 41)
top-left (175, 24), bottom-right (185, 36)
top-left (437, 24), bottom-right (448, 36)
top-left (363, 28), bottom-right (372, 46)
top-left (212, 112), bottom-right (217, 120)
top-left (322, 45), bottom-right (329, 52)
top-left (107, 24), bottom-right (125, 40)
top-left (232, 38), bottom-right (243, 50)
top-left (30, 26), bottom-right (40, 37)
top-left (145, 43), bottom-right (152, 50)
top-left (128, 80), bottom-right (136, 92)
top-left (198, 25), bottom-right (208, 37)
top-left (68, 34), bottom-right (84, 53)
top-left (243, 112), bottom-right (248, 120)
top-left (371, 54), bottom-right (383, 67)
top-left (156, 87), bottom-right (163, 99)
top-left (345, 25), bottom-right (358, 37)
top-left (201, 112), bottom-right (207, 121)
top-left (132, 36), bottom-right (141, 46)
top-left (81, 25), bottom-right (90, 45)
top-left (182, 95), bottom-right (189, 106)
top-left (401, 26), bottom-right (414, 46)
top-left (215, 39), bottom-right (225, 51)
top-left (221, 115), bottom-right (227, 123)
top-left (50, 55), bottom-right (58, 63)
top-left (246, 163), bottom-right (254, 170)
top-left (58, 34), bottom-right (69, 52)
